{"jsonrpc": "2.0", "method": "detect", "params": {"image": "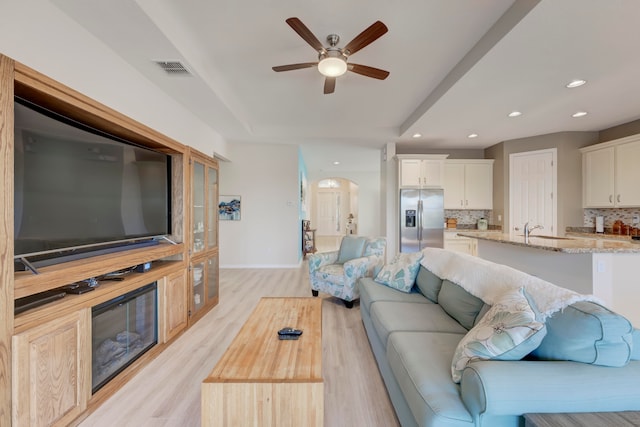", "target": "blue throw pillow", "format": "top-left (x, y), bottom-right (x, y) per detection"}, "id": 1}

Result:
top-left (337, 236), bottom-right (367, 264)
top-left (374, 252), bottom-right (424, 293)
